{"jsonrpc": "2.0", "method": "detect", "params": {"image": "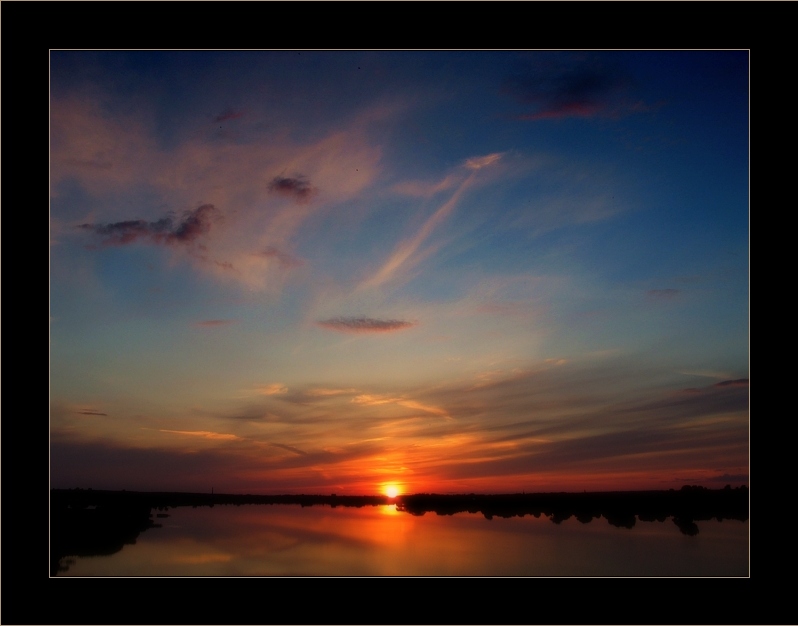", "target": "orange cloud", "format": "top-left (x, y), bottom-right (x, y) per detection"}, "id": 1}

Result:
top-left (160, 430), bottom-right (240, 441)
top-left (307, 387), bottom-right (358, 397)
top-left (255, 384), bottom-right (288, 396)
top-left (352, 394), bottom-right (450, 418)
